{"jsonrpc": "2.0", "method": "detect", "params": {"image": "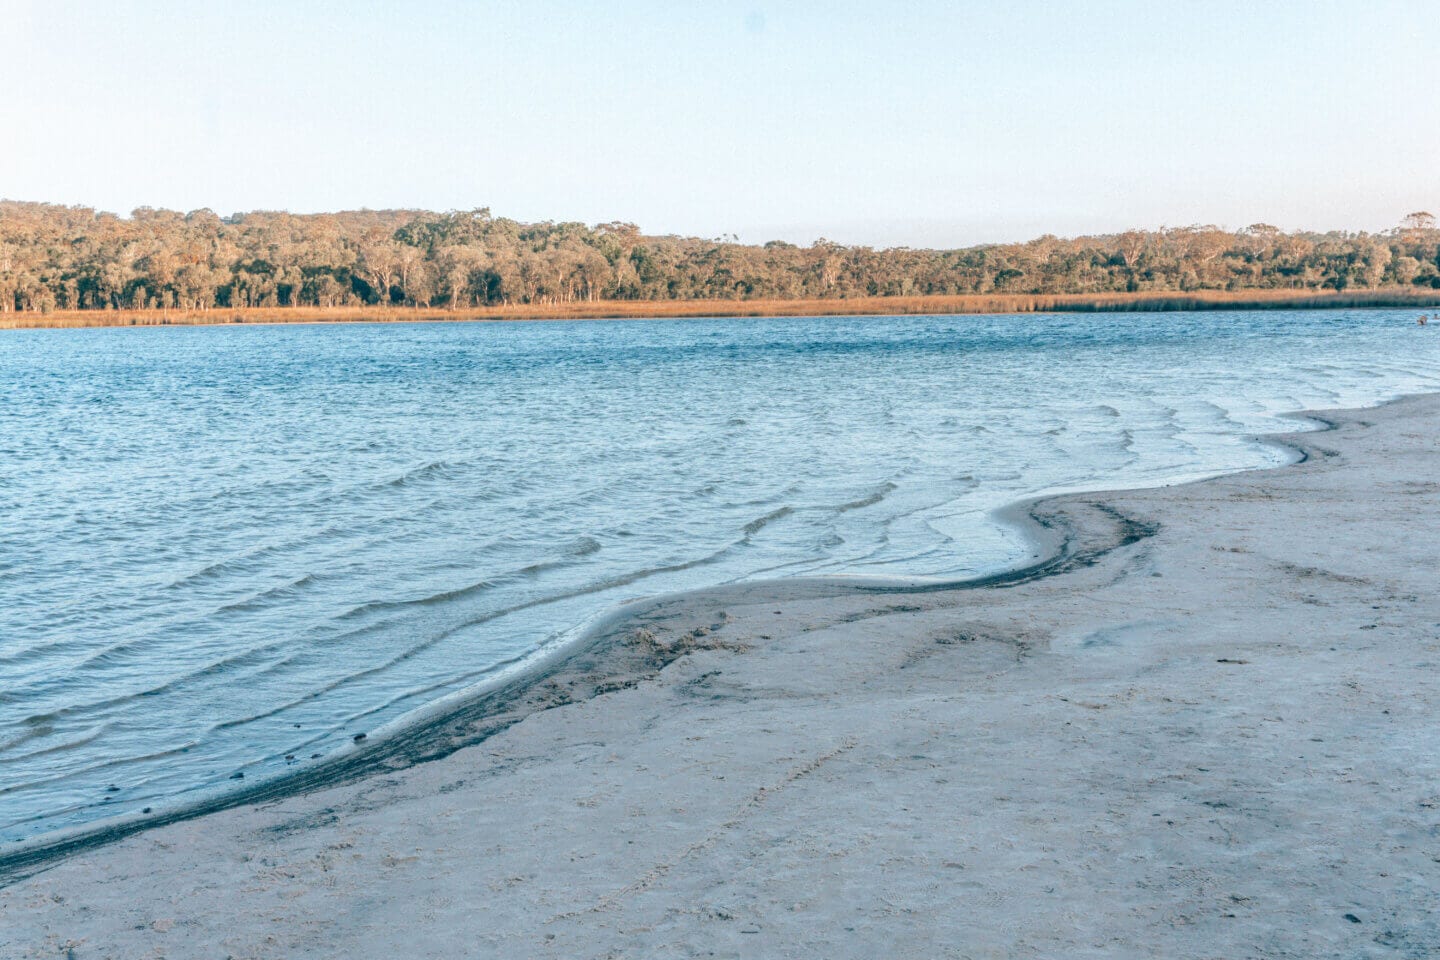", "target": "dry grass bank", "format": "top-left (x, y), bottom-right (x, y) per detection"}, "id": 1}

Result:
top-left (2, 288), bottom-right (1438, 329)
